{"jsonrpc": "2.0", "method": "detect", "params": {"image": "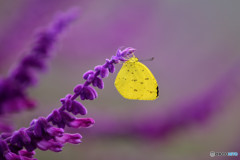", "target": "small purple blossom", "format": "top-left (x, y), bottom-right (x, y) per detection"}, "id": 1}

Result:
top-left (0, 9), bottom-right (78, 116)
